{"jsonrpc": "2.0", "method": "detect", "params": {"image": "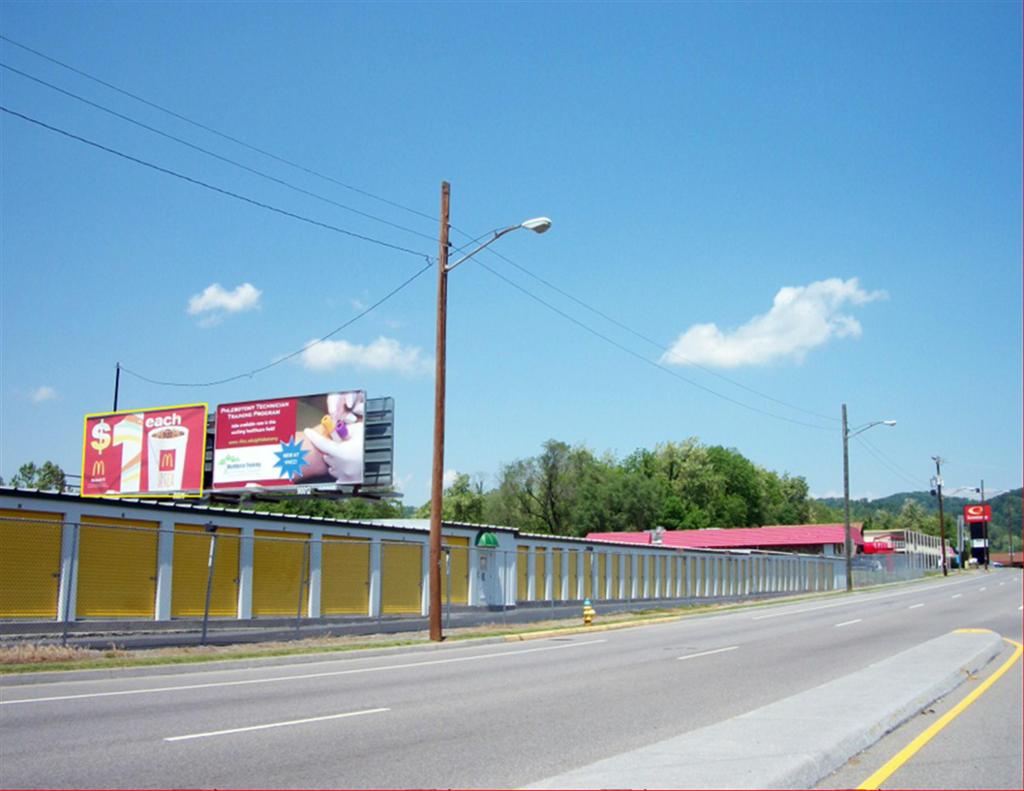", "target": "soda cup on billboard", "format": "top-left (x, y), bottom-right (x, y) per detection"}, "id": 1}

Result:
top-left (147, 426), bottom-right (189, 492)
